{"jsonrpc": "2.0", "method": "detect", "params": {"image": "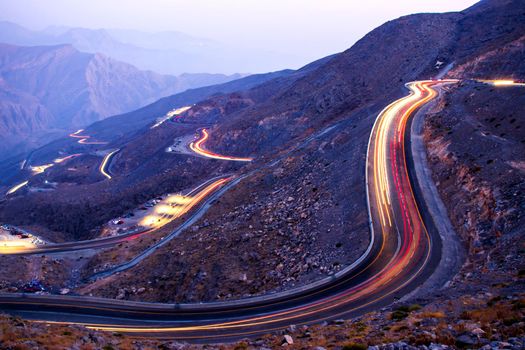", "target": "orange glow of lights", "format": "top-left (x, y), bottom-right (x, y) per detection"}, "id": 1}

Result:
top-left (139, 177), bottom-right (230, 230)
top-left (54, 154), bottom-right (81, 163)
top-left (493, 80), bottom-right (515, 86)
top-left (190, 129), bottom-right (253, 162)
top-left (477, 79), bottom-right (525, 87)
